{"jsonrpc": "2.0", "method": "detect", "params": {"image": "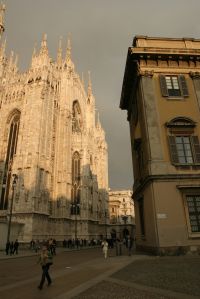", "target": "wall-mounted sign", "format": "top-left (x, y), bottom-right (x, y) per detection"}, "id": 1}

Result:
top-left (157, 213), bottom-right (167, 219)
